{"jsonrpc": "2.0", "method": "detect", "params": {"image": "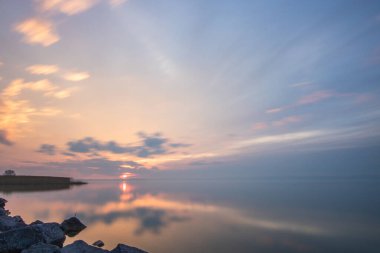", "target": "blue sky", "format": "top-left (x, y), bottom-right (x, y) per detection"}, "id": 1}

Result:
top-left (0, 0), bottom-right (379, 178)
